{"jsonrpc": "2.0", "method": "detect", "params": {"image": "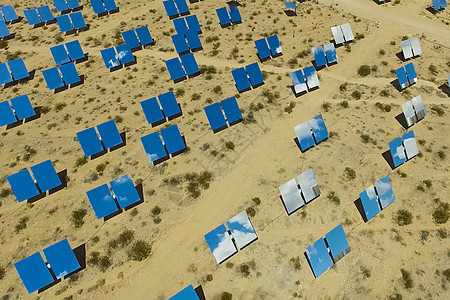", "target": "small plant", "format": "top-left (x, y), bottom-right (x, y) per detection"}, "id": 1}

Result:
top-left (395, 209), bottom-right (413, 226)
top-left (438, 150), bottom-right (446, 160)
top-left (443, 268), bottom-right (450, 282)
top-left (340, 100), bottom-right (349, 108)
top-left (246, 207), bottom-right (256, 217)
top-left (0, 266), bottom-right (5, 280)
top-left (401, 269), bottom-right (414, 289)
top-left (327, 191), bottom-right (340, 205)
top-left (290, 257), bottom-right (301, 270)
top-left (252, 197), bottom-right (261, 205)
top-left (0, 188), bottom-right (11, 198)
top-left (71, 209), bottom-right (87, 228)
top-left (175, 88), bottom-right (185, 97)
top-left (237, 263), bottom-right (250, 277)
top-left (431, 105), bottom-right (444, 116)
top-left (322, 102), bottom-right (331, 112)
top-left (15, 216), bottom-right (29, 233)
top-left (213, 85), bottom-right (222, 94)
top-left (128, 240), bottom-right (152, 261)
top-left (113, 115), bottom-right (123, 123)
top-left (191, 93), bottom-right (201, 101)
top-left (96, 163), bottom-right (107, 175)
top-left (344, 167), bottom-right (356, 180)
top-left (351, 90), bottom-right (362, 100)
top-left (151, 206), bottom-right (161, 216)
top-left (433, 201), bottom-right (449, 224)
top-left (54, 102), bottom-right (67, 112)
top-left (75, 156), bottom-right (88, 167)
top-left (225, 141), bottom-right (235, 151)
top-left (357, 65), bottom-right (371, 77)
top-left (221, 292), bottom-right (233, 300)
top-left (361, 266), bottom-right (371, 278)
